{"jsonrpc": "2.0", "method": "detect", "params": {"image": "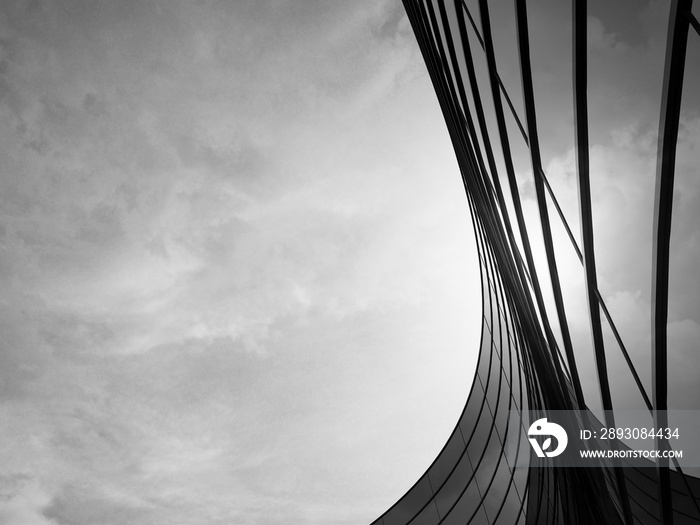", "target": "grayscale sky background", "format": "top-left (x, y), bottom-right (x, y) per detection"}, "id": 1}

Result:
top-left (0, 1), bottom-right (698, 524)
